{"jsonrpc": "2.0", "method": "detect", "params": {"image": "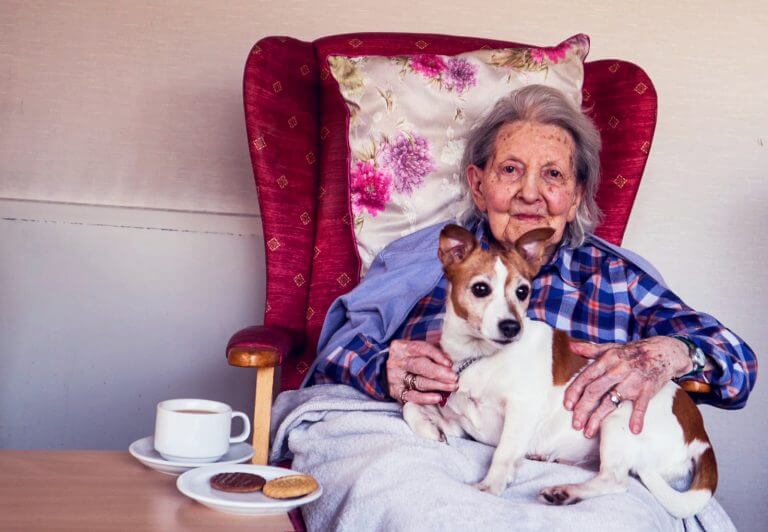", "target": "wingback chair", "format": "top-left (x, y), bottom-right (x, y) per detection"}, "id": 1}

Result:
top-left (226, 32), bottom-right (680, 467)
